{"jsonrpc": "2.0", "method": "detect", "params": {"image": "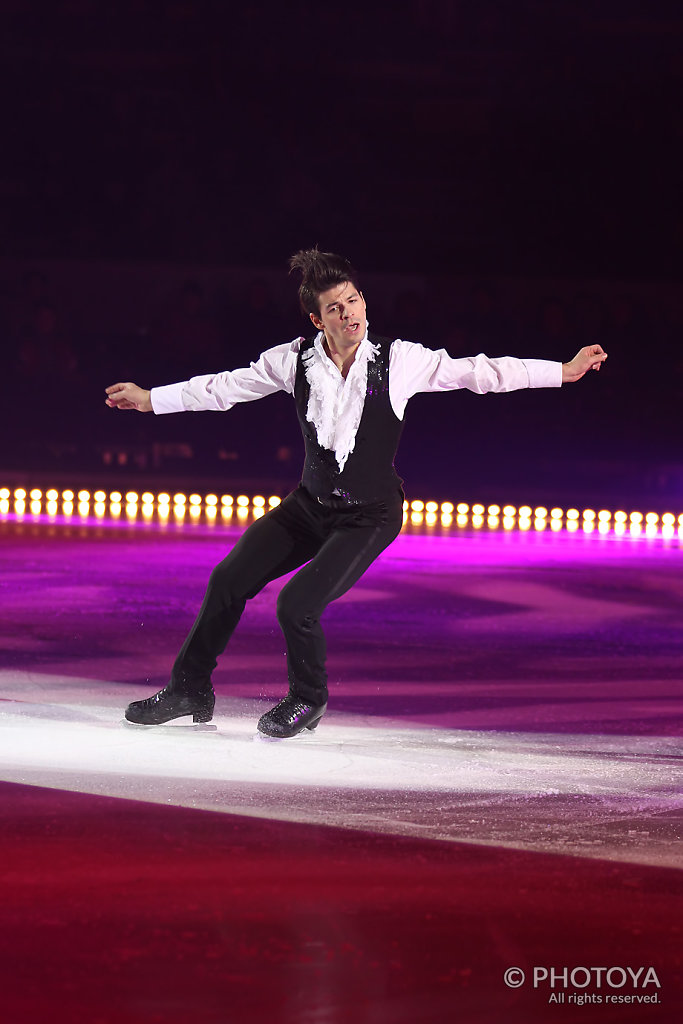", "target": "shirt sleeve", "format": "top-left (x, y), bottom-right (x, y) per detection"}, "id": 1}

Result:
top-left (150, 339), bottom-right (302, 415)
top-left (388, 339), bottom-right (563, 420)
